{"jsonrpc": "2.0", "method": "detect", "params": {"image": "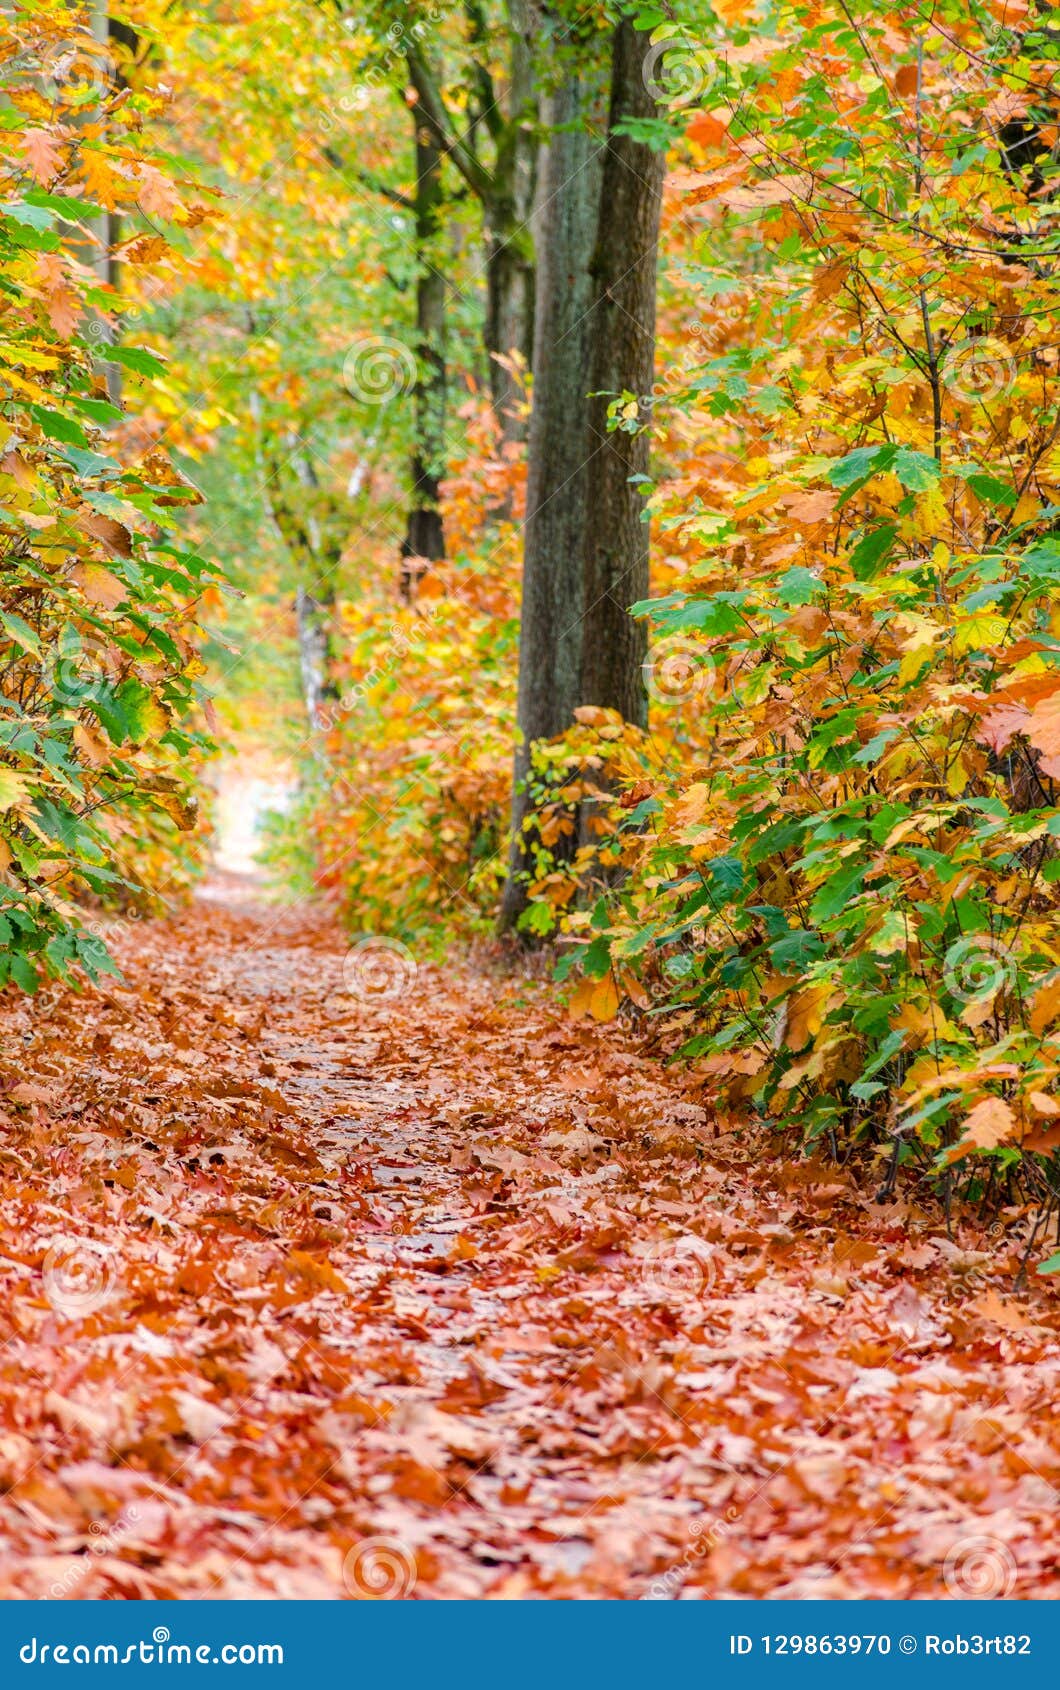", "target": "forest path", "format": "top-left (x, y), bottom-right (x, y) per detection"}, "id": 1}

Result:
top-left (0, 880), bottom-right (1057, 1598)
